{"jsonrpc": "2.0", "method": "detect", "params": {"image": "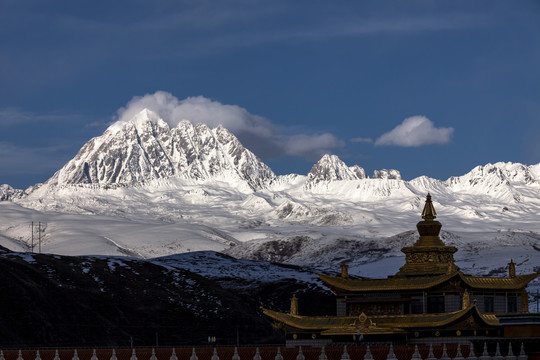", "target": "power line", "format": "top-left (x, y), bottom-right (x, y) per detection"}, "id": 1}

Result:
top-left (30, 221), bottom-right (45, 253)
top-left (38, 221), bottom-right (42, 253)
